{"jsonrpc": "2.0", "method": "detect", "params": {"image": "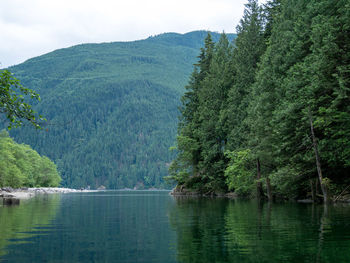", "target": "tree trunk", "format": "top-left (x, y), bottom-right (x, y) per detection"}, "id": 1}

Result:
top-left (256, 158), bottom-right (264, 199)
top-left (266, 177), bottom-right (273, 201)
top-left (308, 107), bottom-right (328, 203)
top-left (310, 179), bottom-right (316, 202)
top-left (317, 204), bottom-right (328, 262)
